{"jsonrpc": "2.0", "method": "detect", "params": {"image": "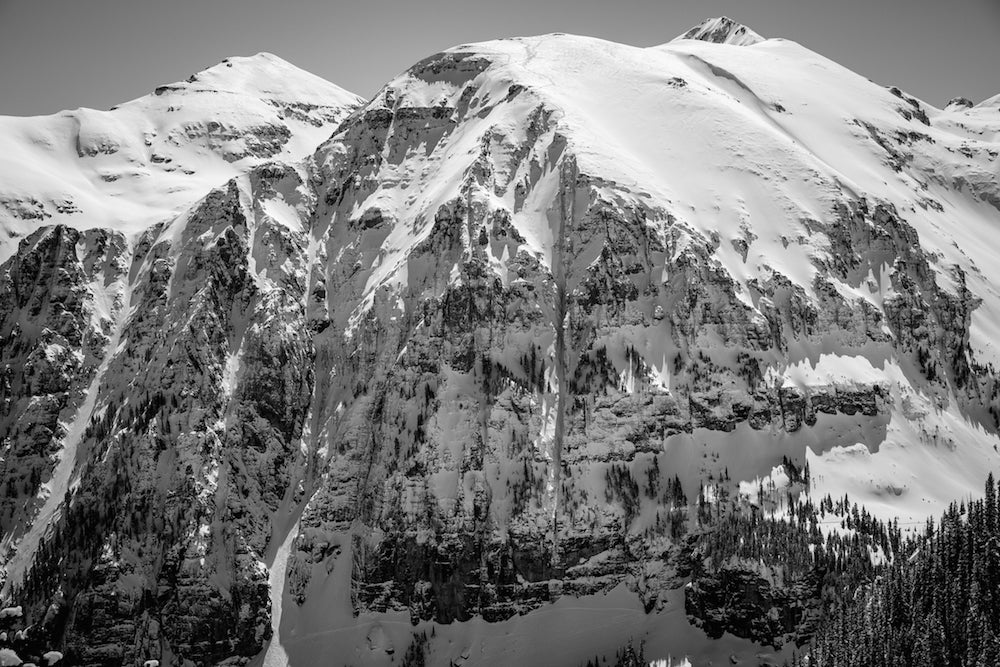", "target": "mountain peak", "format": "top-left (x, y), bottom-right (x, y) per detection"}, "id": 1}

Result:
top-left (171, 52), bottom-right (362, 108)
top-left (673, 16), bottom-right (764, 46)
